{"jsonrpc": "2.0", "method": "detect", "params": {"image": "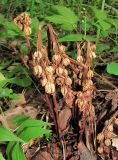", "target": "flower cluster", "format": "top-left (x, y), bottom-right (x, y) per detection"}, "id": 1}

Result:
top-left (14, 12), bottom-right (32, 35)
top-left (97, 117), bottom-right (118, 159)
